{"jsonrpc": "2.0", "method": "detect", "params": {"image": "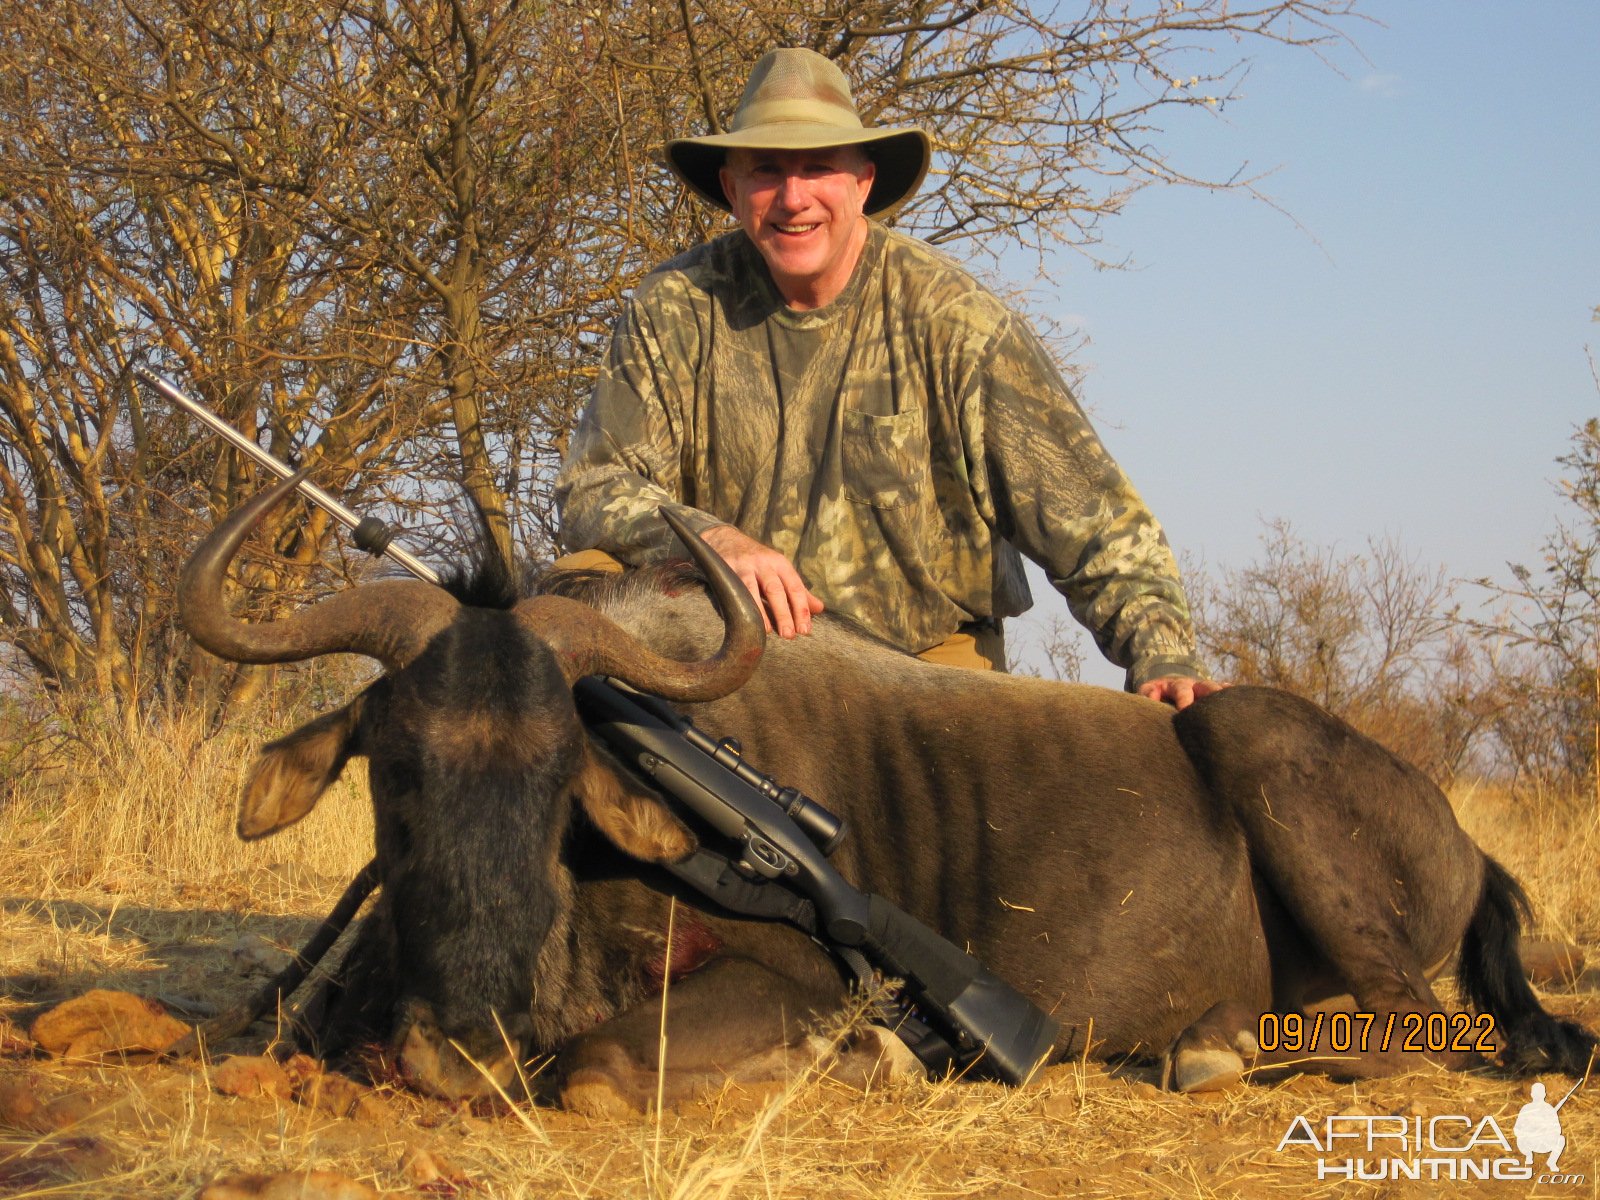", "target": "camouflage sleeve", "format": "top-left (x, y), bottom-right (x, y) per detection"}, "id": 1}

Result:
top-left (553, 300), bottom-right (727, 562)
top-left (973, 316), bottom-right (1208, 690)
